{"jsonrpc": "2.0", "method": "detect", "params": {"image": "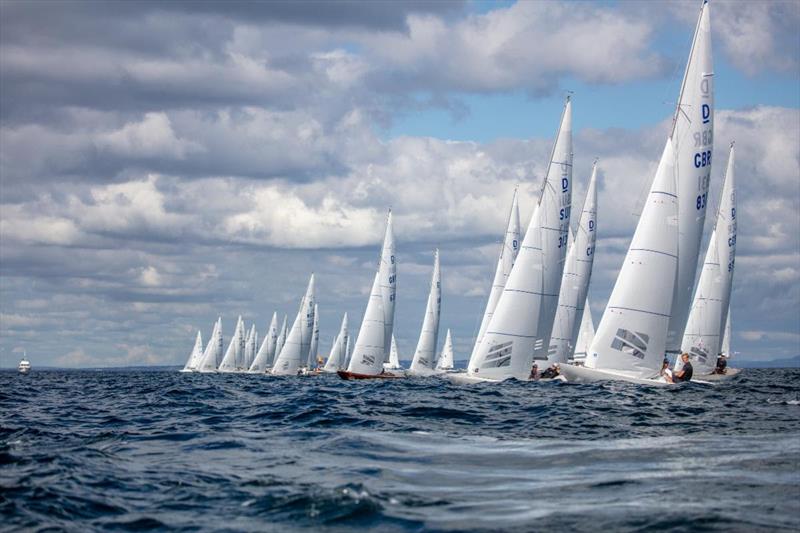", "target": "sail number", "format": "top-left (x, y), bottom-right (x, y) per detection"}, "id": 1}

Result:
top-left (559, 207), bottom-right (571, 220)
top-left (696, 193), bottom-right (707, 210)
top-left (558, 235), bottom-right (566, 248)
top-left (694, 151), bottom-right (712, 168)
